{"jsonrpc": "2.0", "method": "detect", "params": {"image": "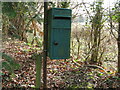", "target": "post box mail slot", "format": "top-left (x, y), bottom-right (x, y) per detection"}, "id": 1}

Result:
top-left (47, 8), bottom-right (72, 59)
top-left (53, 15), bottom-right (71, 19)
